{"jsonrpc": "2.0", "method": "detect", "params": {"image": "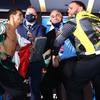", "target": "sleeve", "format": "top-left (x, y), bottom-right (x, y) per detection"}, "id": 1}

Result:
top-left (53, 21), bottom-right (76, 55)
top-left (36, 25), bottom-right (46, 37)
top-left (17, 23), bottom-right (28, 39)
